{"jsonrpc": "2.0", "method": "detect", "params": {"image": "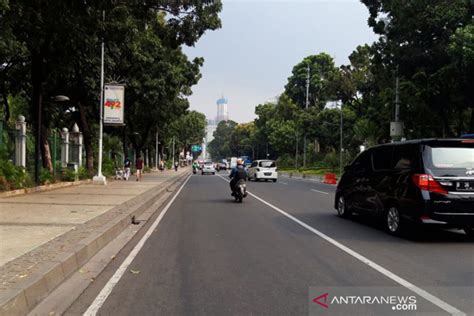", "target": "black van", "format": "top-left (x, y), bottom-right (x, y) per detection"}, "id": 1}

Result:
top-left (335, 139), bottom-right (474, 236)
